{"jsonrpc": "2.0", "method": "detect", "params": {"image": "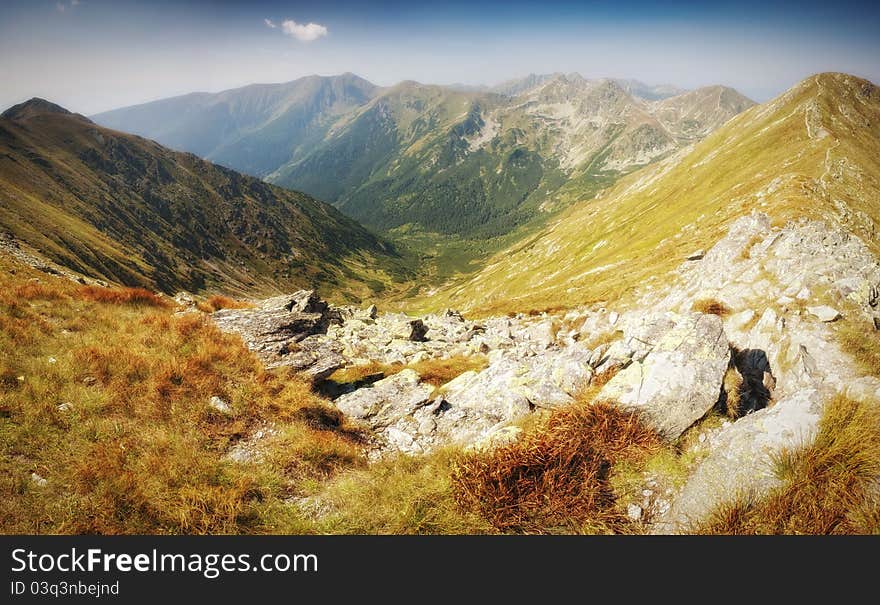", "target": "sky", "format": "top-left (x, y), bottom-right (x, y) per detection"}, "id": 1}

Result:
top-left (1, 0), bottom-right (879, 115)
